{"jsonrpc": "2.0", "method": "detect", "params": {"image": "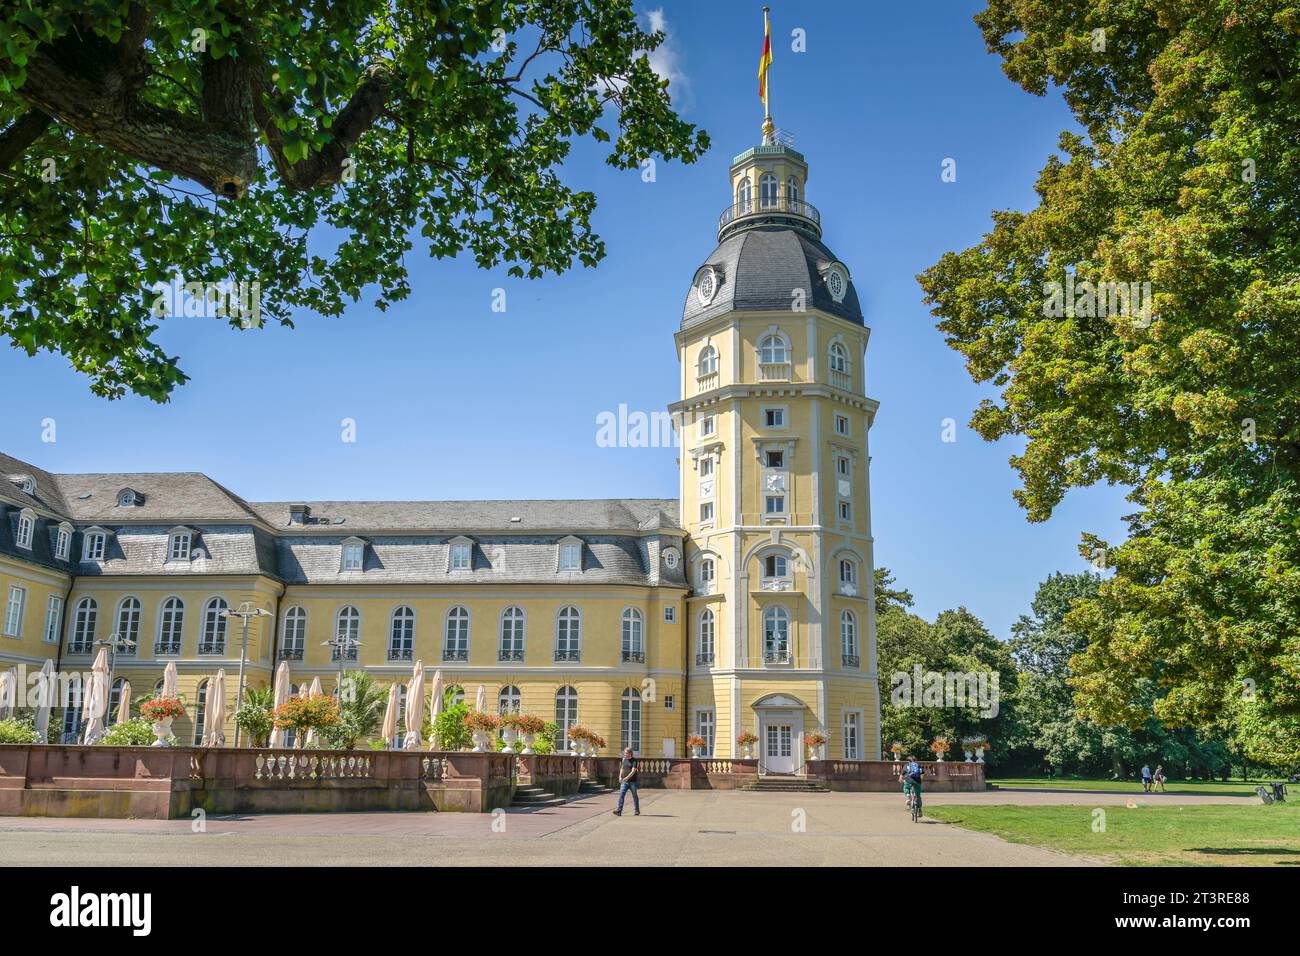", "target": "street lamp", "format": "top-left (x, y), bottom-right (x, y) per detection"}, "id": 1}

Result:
top-left (321, 634), bottom-right (362, 705)
top-left (95, 630), bottom-right (136, 727)
top-left (222, 602), bottom-right (272, 747)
